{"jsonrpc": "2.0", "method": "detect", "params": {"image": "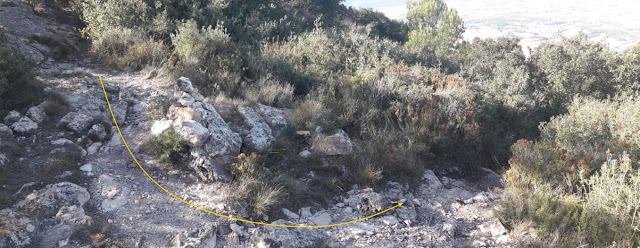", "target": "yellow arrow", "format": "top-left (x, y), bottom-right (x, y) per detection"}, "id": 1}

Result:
top-left (98, 75), bottom-right (403, 227)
